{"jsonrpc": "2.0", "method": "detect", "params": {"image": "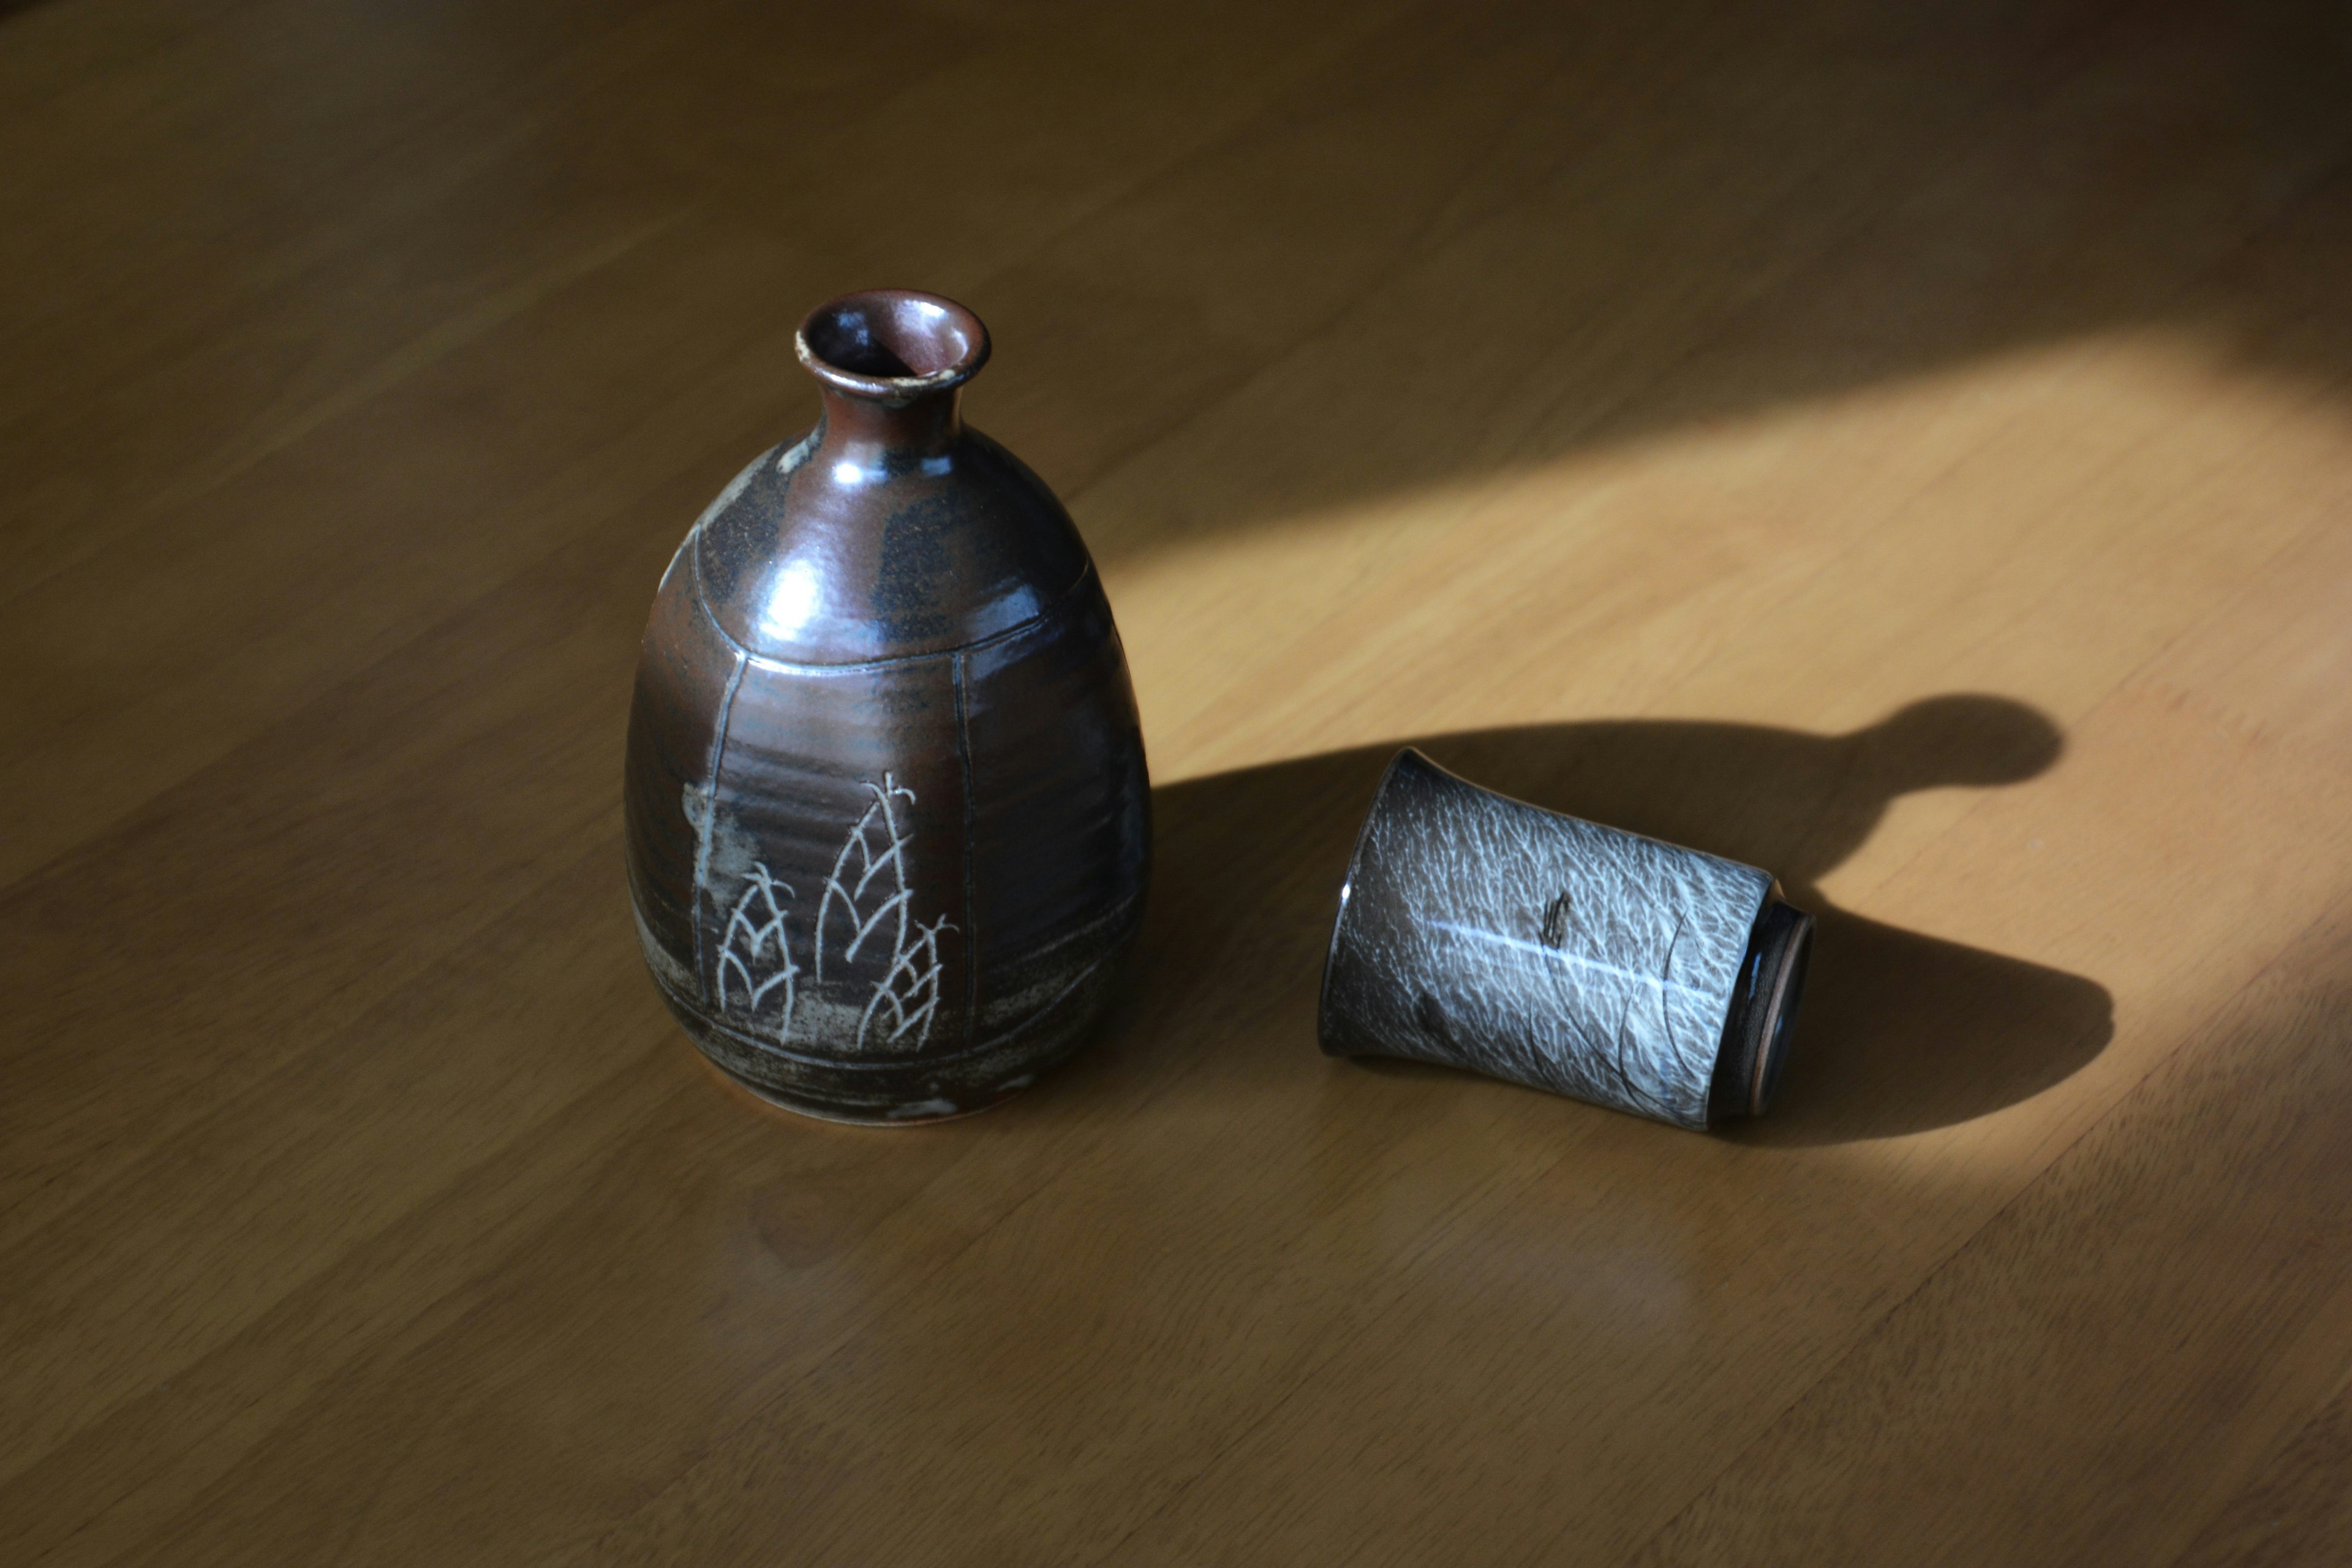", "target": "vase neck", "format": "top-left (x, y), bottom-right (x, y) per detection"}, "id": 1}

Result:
top-left (811, 385), bottom-right (962, 475)
top-left (793, 289), bottom-right (990, 480)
